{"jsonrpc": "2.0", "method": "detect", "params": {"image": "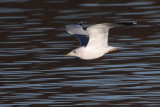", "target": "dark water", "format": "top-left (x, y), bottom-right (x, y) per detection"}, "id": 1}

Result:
top-left (0, 0), bottom-right (160, 106)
